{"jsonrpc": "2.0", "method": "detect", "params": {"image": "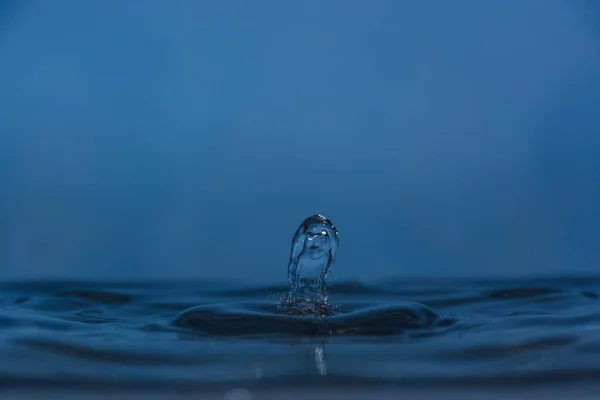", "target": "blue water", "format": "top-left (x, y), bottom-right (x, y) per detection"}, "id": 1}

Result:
top-left (2, 276), bottom-right (600, 398)
top-left (1, 2), bottom-right (599, 398)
